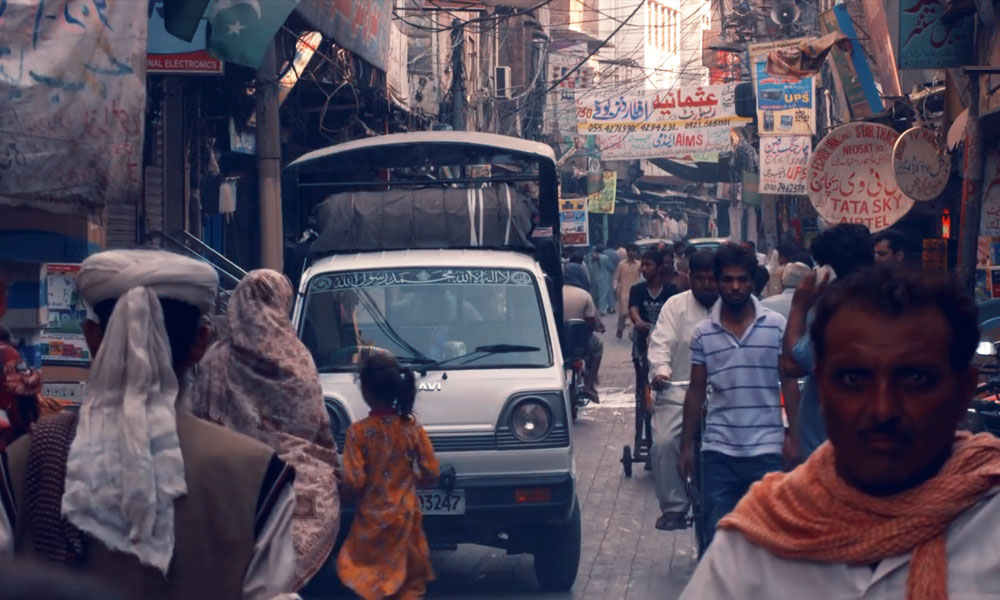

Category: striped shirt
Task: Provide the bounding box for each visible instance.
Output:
[690,296,786,457]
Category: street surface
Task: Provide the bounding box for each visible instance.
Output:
[424,314,697,599]
[309,315,697,598]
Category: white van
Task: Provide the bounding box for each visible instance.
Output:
[287,133,580,591]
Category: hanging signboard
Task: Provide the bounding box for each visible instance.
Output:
[295,0,392,72]
[595,122,737,161]
[748,39,816,136]
[40,264,90,366]
[807,123,914,232]
[760,136,812,196]
[979,148,1000,237]
[547,44,593,139]
[576,84,744,132]
[898,0,975,69]
[817,5,886,120]
[560,198,589,246]
[588,171,617,214]
[892,127,950,201]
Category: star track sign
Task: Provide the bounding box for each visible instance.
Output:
[147,1,224,75]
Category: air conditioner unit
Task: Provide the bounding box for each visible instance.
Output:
[495,66,511,98]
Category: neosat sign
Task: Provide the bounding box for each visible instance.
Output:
[807,123,914,232]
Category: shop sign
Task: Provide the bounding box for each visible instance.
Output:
[979,148,1000,237]
[817,5,884,119]
[748,39,816,136]
[760,136,811,196]
[807,123,914,232]
[147,1,223,75]
[892,127,949,201]
[560,198,589,246]
[588,171,617,214]
[595,121,738,162]
[576,84,743,132]
[898,0,975,69]
[296,0,391,72]
[40,264,90,366]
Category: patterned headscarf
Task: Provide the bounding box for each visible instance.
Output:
[189,269,340,589]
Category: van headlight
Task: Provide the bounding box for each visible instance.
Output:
[510,399,552,442]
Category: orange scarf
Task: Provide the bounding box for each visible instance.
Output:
[719,432,1000,600]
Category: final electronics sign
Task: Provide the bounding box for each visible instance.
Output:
[147,1,223,75]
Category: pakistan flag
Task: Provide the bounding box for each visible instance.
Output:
[207,0,300,68]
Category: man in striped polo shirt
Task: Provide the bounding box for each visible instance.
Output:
[679,243,801,548]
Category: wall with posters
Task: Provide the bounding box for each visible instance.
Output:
[748,39,816,136]
[40,264,90,366]
[0,0,147,216]
[560,198,589,247]
[760,136,811,195]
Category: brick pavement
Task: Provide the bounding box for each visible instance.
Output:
[424,315,697,598]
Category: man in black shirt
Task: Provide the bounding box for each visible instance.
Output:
[629,250,681,416]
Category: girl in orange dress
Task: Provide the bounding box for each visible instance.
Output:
[337,353,440,600]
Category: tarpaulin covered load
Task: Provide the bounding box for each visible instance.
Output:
[311,185,536,254]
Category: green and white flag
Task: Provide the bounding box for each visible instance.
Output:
[207,0,299,68]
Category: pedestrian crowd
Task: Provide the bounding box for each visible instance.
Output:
[0,250,438,600]
[0,221,996,599]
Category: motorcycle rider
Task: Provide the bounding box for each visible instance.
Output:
[563,263,605,402]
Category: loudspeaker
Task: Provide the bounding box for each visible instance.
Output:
[771,1,801,26]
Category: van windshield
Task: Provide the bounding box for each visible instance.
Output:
[300,267,552,372]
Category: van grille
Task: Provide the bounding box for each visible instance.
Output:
[427,425,570,452]
[496,424,570,449]
[429,433,497,452]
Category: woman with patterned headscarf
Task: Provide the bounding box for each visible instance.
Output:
[190,269,340,591]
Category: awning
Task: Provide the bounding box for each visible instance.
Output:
[648,158,732,183]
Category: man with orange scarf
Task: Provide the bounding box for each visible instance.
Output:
[680,266,1000,600]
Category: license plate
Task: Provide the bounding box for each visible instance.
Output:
[417,490,465,515]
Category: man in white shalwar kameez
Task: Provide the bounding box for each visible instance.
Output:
[647,251,717,531]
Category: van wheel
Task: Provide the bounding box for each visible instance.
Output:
[533,499,582,592]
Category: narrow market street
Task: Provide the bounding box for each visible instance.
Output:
[422,315,697,599]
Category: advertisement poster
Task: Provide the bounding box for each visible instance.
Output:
[979,148,1000,237]
[807,123,914,232]
[760,136,812,195]
[748,39,816,136]
[40,264,90,365]
[588,171,617,214]
[547,44,592,139]
[817,5,885,120]
[596,122,736,161]
[898,0,975,69]
[892,127,950,201]
[560,198,589,246]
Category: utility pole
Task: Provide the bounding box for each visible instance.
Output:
[958,66,1000,294]
[256,40,283,271]
[450,19,466,131]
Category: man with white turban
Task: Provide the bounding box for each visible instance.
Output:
[0,250,297,599]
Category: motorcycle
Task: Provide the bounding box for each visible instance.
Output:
[965,340,1000,435]
[564,319,596,421]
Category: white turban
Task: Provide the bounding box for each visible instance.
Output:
[63,250,218,573]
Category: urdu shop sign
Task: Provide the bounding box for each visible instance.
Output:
[807,123,914,232]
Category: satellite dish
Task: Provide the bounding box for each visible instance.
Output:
[771,1,801,26]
